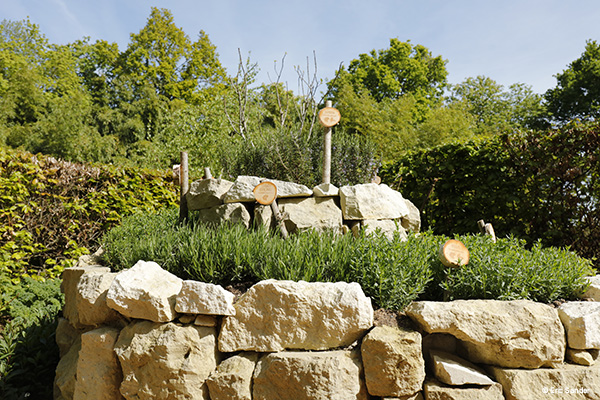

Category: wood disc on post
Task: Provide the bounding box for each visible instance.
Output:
[318,107,341,127]
[439,239,470,267]
[253,181,278,205]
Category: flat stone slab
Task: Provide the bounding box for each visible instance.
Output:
[223,175,312,203]
[218,279,374,352]
[405,300,565,368]
[430,350,494,386]
[558,301,600,349]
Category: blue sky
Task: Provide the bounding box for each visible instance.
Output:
[2,0,600,95]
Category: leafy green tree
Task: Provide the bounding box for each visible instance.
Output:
[449,76,544,135]
[545,39,600,123]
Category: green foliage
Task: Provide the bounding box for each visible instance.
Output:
[102,208,592,310]
[0,145,177,281]
[0,273,63,399]
[545,39,600,123]
[381,121,600,266]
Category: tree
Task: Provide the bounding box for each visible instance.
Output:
[545,40,600,123]
[449,76,544,135]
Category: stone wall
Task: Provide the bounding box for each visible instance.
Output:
[55,254,600,400]
[185,176,421,239]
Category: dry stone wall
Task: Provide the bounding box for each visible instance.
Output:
[54,253,600,400]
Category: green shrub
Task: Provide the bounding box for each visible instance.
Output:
[0,273,63,399]
[102,208,593,310]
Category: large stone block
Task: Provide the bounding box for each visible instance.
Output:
[206,352,258,400]
[114,321,220,400]
[489,362,600,400]
[218,280,373,352]
[198,203,251,228]
[54,336,81,400]
[353,219,408,241]
[405,300,565,368]
[361,326,425,397]
[61,264,111,328]
[106,260,183,322]
[339,183,409,220]
[76,271,122,326]
[252,350,368,400]
[73,327,123,400]
[186,178,234,210]
[424,379,504,400]
[175,280,235,316]
[558,301,600,349]
[223,175,312,203]
[401,198,421,233]
[279,197,343,233]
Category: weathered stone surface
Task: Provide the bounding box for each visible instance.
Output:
[558,301,600,349]
[383,394,423,400]
[252,350,368,400]
[583,275,600,301]
[55,317,83,357]
[73,327,123,400]
[195,315,218,327]
[405,300,565,368]
[339,183,409,220]
[223,175,312,203]
[354,219,408,241]
[106,260,183,322]
[400,198,421,233]
[424,379,504,400]
[218,279,373,352]
[186,178,234,210]
[279,197,343,233]
[175,280,235,316]
[313,182,339,197]
[566,348,596,366]
[76,272,122,326]
[489,362,600,400]
[61,264,111,328]
[206,352,258,400]
[115,321,219,400]
[54,336,81,400]
[430,350,494,386]
[199,203,251,228]
[361,326,425,397]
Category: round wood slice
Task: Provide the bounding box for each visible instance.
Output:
[439,239,470,267]
[318,107,341,127]
[253,181,278,205]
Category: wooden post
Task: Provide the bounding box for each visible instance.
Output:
[179,151,189,223]
[270,200,289,239]
[204,167,213,179]
[322,100,333,184]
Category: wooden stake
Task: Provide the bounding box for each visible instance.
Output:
[322,100,333,184]
[270,200,289,239]
[204,167,213,179]
[179,151,189,223]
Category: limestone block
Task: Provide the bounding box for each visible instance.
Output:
[566,348,596,366]
[54,336,81,400]
[206,352,258,400]
[76,271,122,326]
[278,196,343,233]
[429,350,494,386]
[186,178,234,210]
[489,362,600,400]
[61,264,111,328]
[56,317,83,357]
[195,315,218,327]
[252,350,368,400]
[405,300,565,368]
[199,203,251,228]
[583,275,600,301]
[558,301,600,349]
[114,321,220,400]
[400,198,421,233]
[73,327,123,400]
[106,260,183,322]
[313,182,339,197]
[423,379,504,400]
[175,280,235,316]
[361,326,425,397]
[356,219,408,241]
[254,204,275,229]
[339,183,409,220]
[218,279,373,352]
[223,175,312,203]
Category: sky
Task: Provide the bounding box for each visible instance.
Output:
[2,0,600,95]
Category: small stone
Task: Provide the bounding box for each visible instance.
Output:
[430,350,494,386]
[195,315,218,327]
[566,348,595,366]
[206,353,258,400]
[558,301,600,349]
[583,275,600,301]
[313,182,339,197]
